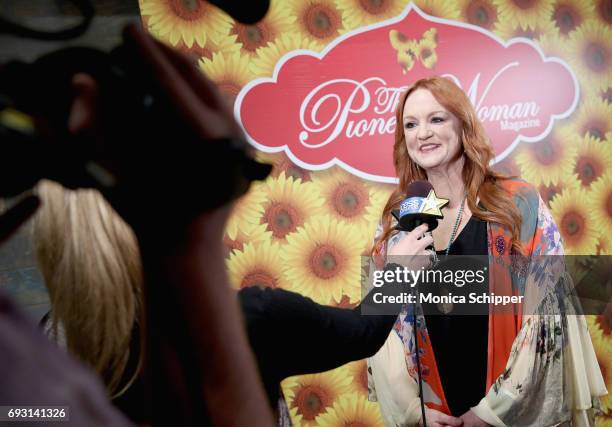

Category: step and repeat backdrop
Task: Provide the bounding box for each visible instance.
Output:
[139,1,611,425]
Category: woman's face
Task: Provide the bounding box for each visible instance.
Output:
[402,88,462,172]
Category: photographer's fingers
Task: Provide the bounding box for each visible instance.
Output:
[0,195,40,244]
[123,24,227,139]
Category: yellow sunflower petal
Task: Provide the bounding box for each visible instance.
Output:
[567,97,612,141]
[199,51,254,103]
[588,170,612,233]
[413,0,461,20]
[492,0,555,30]
[493,12,557,40]
[315,393,384,427]
[250,33,321,78]
[336,0,407,30]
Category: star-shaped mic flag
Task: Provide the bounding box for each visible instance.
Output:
[421,189,449,216]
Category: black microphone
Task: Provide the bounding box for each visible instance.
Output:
[392,180,448,232]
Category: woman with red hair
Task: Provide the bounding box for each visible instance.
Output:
[368,76,606,427]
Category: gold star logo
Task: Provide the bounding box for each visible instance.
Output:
[421,189,449,216]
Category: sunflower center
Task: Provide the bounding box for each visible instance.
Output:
[357,363,369,393]
[582,119,607,140]
[332,183,368,218]
[358,0,389,15]
[232,23,270,52]
[575,156,602,186]
[596,0,612,25]
[294,385,330,420]
[303,4,340,39]
[421,47,433,60]
[511,0,536,9]
[240,269,278,289]
[310,244,343,279]
[263,202,301,238]
[561,211,585,241]
[583,42,608,73]
[466,0,497,29]
[169,0,205,20]
[533,140,558,165]
[553,4,581,34]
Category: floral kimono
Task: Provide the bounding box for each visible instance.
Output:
[368,179,607,426]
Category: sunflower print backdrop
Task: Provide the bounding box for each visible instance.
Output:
[139,0,612,424]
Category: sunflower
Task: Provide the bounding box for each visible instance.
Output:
[198,51,254,103]
[549,0,594,37]
[344,360,369,395]
[259,173,325,242]
[315,393,385,427]
[311,168,385,238]
[223,221,271,253]
[588,170,612,233]
[567,20,612,92]
[282,216,366,304]
[174,32,240,59]
[228,1,295,57]
[493,14,557,40]
[286,0,344,49]
[568,98,612,141]
[226,240,287,290]
[225,182,267,241]
[514,127,579,186]
[492,0,554,30]
[335,0,407,30]
[550,187,599,254]
[139,0,232,48]
[413,0,461,20]
[457,0,499,30]
[592,332,612,411]
[250,33,321,78]
[282,370,353,427]
[593,0,612,26]
[565,135,612,188]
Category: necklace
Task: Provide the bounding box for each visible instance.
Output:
[444,193,467,256]
[437,193,467,315]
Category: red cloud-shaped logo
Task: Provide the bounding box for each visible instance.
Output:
[235,4,578,183]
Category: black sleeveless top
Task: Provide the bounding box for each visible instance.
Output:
[425,216,489,416]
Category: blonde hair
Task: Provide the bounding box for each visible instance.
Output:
[33,180,143,397]
[374,76,522,256]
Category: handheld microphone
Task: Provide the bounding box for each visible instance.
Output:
[392,180,449,232]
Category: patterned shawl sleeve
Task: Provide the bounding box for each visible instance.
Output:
[472,187,607,427]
